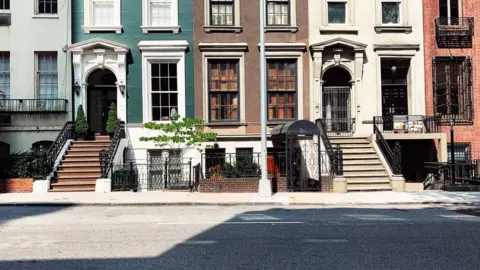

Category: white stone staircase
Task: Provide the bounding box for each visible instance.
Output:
[329,137,392,192]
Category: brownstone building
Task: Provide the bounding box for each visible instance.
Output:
[194,0,309,154]
[424,0,479,160]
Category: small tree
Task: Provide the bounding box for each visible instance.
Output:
[106,103,118,135]
[75,105,89,136]
[139,115,217,155]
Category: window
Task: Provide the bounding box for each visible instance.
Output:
[83,0,121,33]
[205,148,226,178]
[36,52,58,99]
[142,0,179,33]
[327,0,347,24]
[208,60,239,122]
[210,0,234,26]
[0,0,9,10]
[32,141,53,152]
[266,0,290,26]
[37,0,58,14]
[381,0,401,24]
[150,63,178,121]
[433,57,472,121]
[447,143,471,163]
[236,148,254,164]
[439,0,459,18]
[149,149,182,164]
[267,60,296,121]
[0,53,9,98]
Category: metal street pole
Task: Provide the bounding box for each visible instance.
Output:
[258,0,272,197]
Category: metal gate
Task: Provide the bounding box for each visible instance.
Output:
[286,135,320,191]
[322,86,352,133]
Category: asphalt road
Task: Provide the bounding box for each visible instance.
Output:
[0,205,479,270]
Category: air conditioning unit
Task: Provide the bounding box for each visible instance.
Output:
[0,114,11,126]
[0,13,11,26]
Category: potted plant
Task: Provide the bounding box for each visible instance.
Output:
[105,103,118,138]
[75,105,88,140]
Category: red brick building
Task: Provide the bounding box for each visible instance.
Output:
[424,0,479,160]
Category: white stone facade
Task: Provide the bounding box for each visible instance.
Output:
[0,0,72,153]
[309,0,426,135]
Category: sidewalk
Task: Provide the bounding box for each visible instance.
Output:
[1,191,480,206]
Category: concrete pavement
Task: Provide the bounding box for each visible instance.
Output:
[0,205,479,269]
[1,190,480,206]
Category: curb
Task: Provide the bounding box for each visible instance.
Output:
[1,201,480,207]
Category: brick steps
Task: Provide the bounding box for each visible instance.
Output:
[49,136,111,192]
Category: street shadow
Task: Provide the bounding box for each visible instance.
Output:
[0,206,480,269]
[0,205,71,226]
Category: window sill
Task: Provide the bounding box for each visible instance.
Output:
[265,26,298,33]
[205,122,247,127]
[267,121,292,126]
[375,25,412,34]
[141,25,181,34]
[203,25,243,33]
[32,14,59,19]
[319,26,358,34]
[83,25,123,34]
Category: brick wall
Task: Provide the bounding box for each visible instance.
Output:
[0,178,34,193]
[423,0,480,155]
[199,177,288,193]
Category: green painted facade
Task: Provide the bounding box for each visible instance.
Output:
[71,0,194,123]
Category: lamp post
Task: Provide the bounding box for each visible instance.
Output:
[258,0,272,197]
[449,119,455,184]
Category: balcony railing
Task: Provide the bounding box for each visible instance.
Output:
[373,116,440,134]
[0,99,68,113]
[435,17,474,37]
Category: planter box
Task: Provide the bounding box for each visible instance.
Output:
[0,178,34,193]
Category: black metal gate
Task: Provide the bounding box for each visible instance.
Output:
[322,86,352,133]
[286,135,320,191]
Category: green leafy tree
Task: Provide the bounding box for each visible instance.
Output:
[75,105,89,135]
[139,115,217,154]
[106,103,118,135]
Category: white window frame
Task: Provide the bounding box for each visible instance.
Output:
[202,52,246,123]
[35,52,58,100]
[326,0,348,26]
[139,41,187,123]
[149,62,180,122]
[141,0,180,33]
[0,52,10,99]
[204,0,242,32]
[83,0,122,34]
[380,0,402,25]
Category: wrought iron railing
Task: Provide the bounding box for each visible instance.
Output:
[317,119,344,176]
[45,121,75,173]
[435,17,474,37]
[318,118,355,137]
[373,115,440,133]
[0,99,68,113]
[99,120,125,178]
[424,161,480,190]
[373,123,401,175]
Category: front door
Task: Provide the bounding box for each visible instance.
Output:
[381,85,408,131]
[88,87,117,135]
[322,86,351,133]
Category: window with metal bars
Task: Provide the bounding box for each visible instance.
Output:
[150,63,178,121]
[267,59,296,121]
[210,0,234,26]
[36,52,58,99]
[266,0,290,26]
[235,148,254,165]
[37,0,58,14]
[0,52,9,98]
[208,60,239,122]
[432,57,472,122]
[0,0,10,10]
[447,143,471,163]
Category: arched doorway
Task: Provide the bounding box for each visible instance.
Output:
[87,69,117,135]
[322,67,352,134]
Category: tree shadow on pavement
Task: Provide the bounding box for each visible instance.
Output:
[0,206,480,270]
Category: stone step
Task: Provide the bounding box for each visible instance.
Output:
[95,136,110,141]
[346,178,391,184]
[64,152,100,157]
[343,160,383,165]
[59,167,101,172]
[68,148,105,153]
[343,165,386,171]
[73,140,111,146]
[52,180,97,186]
[62,157,100,163]
[50,186,96,192]
[344,172,389,178]
[329,138,370,144]
[70,144,110,149]
[57,171,101,178]
[341,148,376,154]
[335,144,372,149]
[56,175,100,181]
[347,184,392,192]
[60,162,101,167]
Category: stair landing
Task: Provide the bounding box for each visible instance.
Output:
[50,136,111,192]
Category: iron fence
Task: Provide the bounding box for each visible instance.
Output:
[0,99,68,113]
[318,118,355,137]
[425,161,480,190]
[373,115,440,133]
[111,159,194,191]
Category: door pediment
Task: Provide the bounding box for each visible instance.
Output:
[68,38,130,53]
[310,38,367,52]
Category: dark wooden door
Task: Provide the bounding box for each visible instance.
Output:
[382,85,408,116]
[88,87,117,135]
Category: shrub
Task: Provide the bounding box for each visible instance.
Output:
[106,103,118,135]
[75,105,88,135]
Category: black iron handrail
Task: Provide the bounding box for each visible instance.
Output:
[373,122,401,174]
[100,120,125,178]
[373,115,440,133]
[45,121,75,172]
[435,17,474,37]
[0,99,68,113]
[317,119,343,176]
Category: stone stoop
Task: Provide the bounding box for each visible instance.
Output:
[49,136,111,192]
[329,137,392,192]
